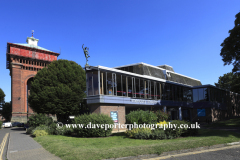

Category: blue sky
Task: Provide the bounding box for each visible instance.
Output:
[0,0,240,102]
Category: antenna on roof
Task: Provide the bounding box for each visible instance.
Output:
[32,30,34,37]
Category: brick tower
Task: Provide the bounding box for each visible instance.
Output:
[6,36,60,122]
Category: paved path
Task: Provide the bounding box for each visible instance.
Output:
[7,128,61,160]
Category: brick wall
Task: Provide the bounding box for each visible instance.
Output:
[89,104,126,132]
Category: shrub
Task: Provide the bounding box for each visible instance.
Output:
[0,121,2,129]
[155,110,169,122]
[32,130,48,137]
[47,122,57,135]
[32,125,49,134]
[26,127,35,134]
[164,120,189,138]
[55,125,73,135]
[151,129,167,140]
[73,113,114,137]
[134,128,152,139]
[126,128,155,139]
[28,114,53,128]
[126,110,157,125]
[126,128,141,138]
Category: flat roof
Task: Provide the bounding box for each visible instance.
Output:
[87,65,194,87]
[113,62,200,81]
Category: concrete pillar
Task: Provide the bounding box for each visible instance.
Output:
[179,107,182,120]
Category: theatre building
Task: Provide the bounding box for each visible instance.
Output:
[86,63,240,130]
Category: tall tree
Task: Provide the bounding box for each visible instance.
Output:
[2,102,12,121]
[28,60,86,122]
[220,12,240,72]
[0,88,5,108]
[215,72,240,93]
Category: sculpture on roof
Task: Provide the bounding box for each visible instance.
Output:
[82,44,90,66]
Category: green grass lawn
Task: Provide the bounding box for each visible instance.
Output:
[206,118,240,128]
[35,129,240,160]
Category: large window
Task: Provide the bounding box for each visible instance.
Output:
[87,71,99,96]
[122,75,127,96]
[193,89,198,102]
[156,83,161,100]
[151,81,154,99]
[135,78,140,98]
[87,72,93,96]
[116,74,122,96]
[106,72,113,95]
[96,71,195,102]
[127,77,132,97]
[139,79,144,99]
[193,88,209,102]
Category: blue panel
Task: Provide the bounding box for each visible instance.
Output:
[197,109,206,117]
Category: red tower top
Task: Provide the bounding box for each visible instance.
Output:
[6,36,59,69]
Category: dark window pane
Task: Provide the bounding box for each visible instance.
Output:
[165,84,170,100]
[144,80,148,99]
[100,72,104,95]
[107,72,113,95]
[128,77,132,97]
[112,74,117,96]
[116,74,122,96]
[103,72,107,95]
[161,83,166,100]
[122,75,127,96]
[132,78,136,98]
[198,88,204,101]
[187,89,192,102]
[139,79,144,99]
[193,89,198,102]
[183,87,187,101]
[175,86,179,101]
[87,72,93,96]
[157,83,161,100]
[136,79,140,98]
[179,86,183,101]
[92,71,99,95]
[151,81,154,99]
[204,88,208,101]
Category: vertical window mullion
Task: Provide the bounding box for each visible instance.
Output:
[126,77,128,97]
[98,70,100,95]
[92,72,94,95]
[105,72,107,95]
[121,75,123,96]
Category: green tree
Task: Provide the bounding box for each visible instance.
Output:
[0,88,5,108]
[220,12,240,72]
[215,72,240,93]
[2,102,12,121]
[28,59,86,122]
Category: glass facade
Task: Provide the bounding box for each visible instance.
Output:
[88,70,193,102]
[87,70,236,105]
[192,88,209,102]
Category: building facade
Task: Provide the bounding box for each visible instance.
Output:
[86,63,240,131]
[6,36,59,122]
